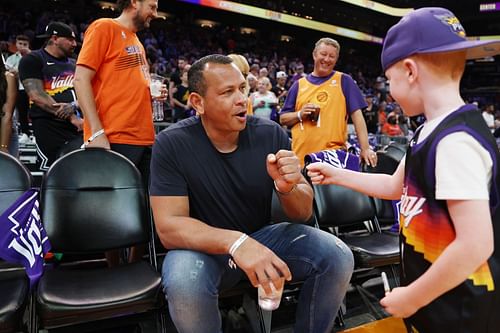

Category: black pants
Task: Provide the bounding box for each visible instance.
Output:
[110,143,152,190]
[32,117,81,171]
[16,90,31,134]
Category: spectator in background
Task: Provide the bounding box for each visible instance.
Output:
[288,62,306,87]
[5,35,31,141]
[247,72,258,94]
[362,92,378,134]
[272,70,288,111]
[249,63,259,78]
[169,56,189,109]
[74,0,165,265]
[19,22,82,170]
[482,104,496,134]
[258,67,268,79]
[280,37,377,167]
[250,76,278,121]
[381,113,403,137]
[0,54,17,155]
[171,69,190,122]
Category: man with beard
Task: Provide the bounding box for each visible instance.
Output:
[19,22,82,170]
[74,0,165,265]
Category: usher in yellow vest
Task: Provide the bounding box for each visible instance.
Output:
[292,71,347,165]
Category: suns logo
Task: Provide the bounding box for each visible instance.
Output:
[435,14,466,38]
[316,91,329,103]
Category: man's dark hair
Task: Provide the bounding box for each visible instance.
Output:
[116,0,142,12]
[16,35,30,42]
[188,54,233,96]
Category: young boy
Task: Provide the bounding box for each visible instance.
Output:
[307,7,500,333]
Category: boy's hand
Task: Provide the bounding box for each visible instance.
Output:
[380,286,422,318]
[306,162,341,185]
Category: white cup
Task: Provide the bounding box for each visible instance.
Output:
[257,277,284,311]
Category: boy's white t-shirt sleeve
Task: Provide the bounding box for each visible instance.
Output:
[435,132,492,200]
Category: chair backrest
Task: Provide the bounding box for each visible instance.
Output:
[0,151,32,213]
[366,142,407,175]
[40,148,150,253]
[313,184,376,228]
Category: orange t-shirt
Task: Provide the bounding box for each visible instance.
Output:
[77,18,154,145]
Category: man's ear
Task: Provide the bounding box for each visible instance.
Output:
[189,92,204,115]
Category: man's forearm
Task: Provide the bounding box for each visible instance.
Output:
[275,179,314,222]
[23,78,72,119]
[280,111,301,127]
[156,215,242,254]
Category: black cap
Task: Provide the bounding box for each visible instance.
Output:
[37,22,76,39]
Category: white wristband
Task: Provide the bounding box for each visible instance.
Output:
[229,234,249,257]
[297,110,302,122]
[82,129,105,148]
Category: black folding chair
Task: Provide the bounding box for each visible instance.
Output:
[313,183,400,319]
[35,148,163,332]
[0,151,32,333]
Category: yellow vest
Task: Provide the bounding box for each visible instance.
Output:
[292,71,347,165]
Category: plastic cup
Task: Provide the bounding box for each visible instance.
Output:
[310,105,320,122]
[150,74,165,121]
[150,74,164,98]
[257,277,284,311]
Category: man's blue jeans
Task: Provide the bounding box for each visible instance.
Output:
[162,222,354,333]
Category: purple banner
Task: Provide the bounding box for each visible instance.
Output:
[0,189,51,287]
[304,149,360,171]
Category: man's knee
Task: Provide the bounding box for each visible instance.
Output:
[161,250,219,301]
[314,231,354,276]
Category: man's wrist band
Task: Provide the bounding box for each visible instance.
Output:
[229,234,249,257]
[84,129,105,146]
[274,180,297,195]
[297,110,302,122]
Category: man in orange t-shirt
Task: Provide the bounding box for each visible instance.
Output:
[74,0,164,265]
[74,0,164,186]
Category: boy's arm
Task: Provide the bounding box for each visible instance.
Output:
[381,199,493,317]
[306,159,405,200]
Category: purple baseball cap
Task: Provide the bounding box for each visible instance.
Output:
[381,7,500,71]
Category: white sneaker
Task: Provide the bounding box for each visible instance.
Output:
[19,133,30,144]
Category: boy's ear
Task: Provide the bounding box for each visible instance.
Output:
[189,92,204,115]
[403,58,418,83]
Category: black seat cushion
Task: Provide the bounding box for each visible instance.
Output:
[37,261,161,328]
[0,271,29,333]
[343,233,400,268]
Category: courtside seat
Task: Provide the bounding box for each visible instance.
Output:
[36,148,162,331]
[313,184,399,273]
[0,271,29,333]
[0,151,32,333]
